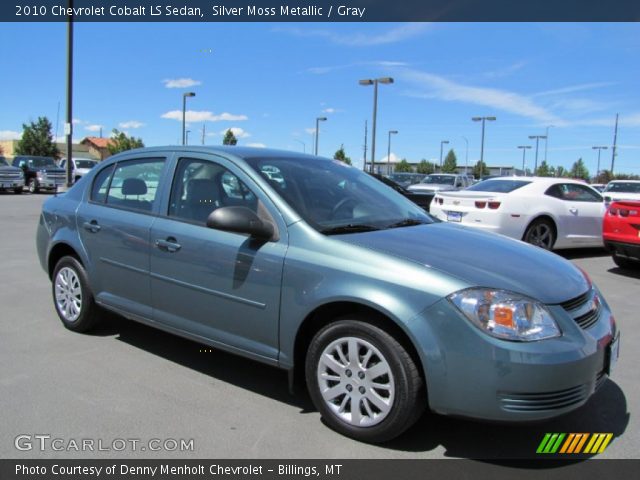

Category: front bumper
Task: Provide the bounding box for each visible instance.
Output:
[0,180,24,189]
[410,291,618,421]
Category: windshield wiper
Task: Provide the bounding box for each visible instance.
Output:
[321,224,381,235]
[384,218,428,229]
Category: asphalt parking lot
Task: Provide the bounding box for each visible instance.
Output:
[0,192,637,460]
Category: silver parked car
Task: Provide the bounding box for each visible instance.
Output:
[407,173,471,193]
[36,147,620,442]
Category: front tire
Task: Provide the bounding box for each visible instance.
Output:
[306,318,424,443]
[523,218,556,250]
[52,256,102,332]
[612,253,639,270]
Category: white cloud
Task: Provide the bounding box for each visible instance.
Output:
[399,68,565,125]
[482,61,527,79]
[119,120,145,129]
[322,108,336,114]
[161,110,248,122]
[162,78,202,88]
[307,60,409,75]
[380,153,401,163]
[0,130,21,140]
[276,23,431,47]
[72,118,82,125]
[305,128,316,135]
[573,113,640,128]
[220,127,250,138]
[246,143,266,148]
[84,124,103,132]
[533,82,616,97]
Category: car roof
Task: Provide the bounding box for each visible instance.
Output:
[108,145,322,163]
[483,176,588,185]
[608,179,640,183]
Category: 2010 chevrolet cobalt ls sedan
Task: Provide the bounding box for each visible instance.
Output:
[37,147,620,442]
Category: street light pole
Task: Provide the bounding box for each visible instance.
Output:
[314,117,327,156]
[387,130,398,175]
[359,77,394,173]
[182,92,195,145]
[461,136,469,174]
[439,140,449,171]
[185,130,191,145]
[592,146,608,179]
[529,135,547,173]
[65,1,74,188]
[544,125,554,163]
[293,139,306,153]
[472,116,496,170]
[518,145,532,174]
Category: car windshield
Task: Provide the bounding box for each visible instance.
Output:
[421,175,455,185]
[75,160,97,169]
[604,182,640,193]
[16,156,57,168]
[467,179,531,193]
[245,157,433,234]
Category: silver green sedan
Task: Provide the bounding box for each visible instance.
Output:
[36,147,620,443]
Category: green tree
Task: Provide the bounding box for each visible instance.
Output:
[333,144,352,165]
[394,159,412,172]
[14,117,59,157]
[595,170,614,184]
[472,160,489,178]
[535,160,552,177]
[441,149,458,173]
[555,166,566,178]
[570,158,590,181]
[416,159,435,174]
[223,129,238,145]
[107,129,144,155]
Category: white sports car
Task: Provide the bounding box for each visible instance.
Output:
[430,177,605,250]
[602,180,640,203]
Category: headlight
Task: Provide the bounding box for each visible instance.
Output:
[36,171,44,179]
[448,288,561,341]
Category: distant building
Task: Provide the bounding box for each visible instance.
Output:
[365,157,524,177]
[0,139,100,160]
[80,137,115,160]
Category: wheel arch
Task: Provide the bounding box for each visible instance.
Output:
[48,242,83,279]
[522,214,558,244]
[290,301,426,396]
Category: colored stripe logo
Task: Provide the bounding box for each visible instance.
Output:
[537,433,613,454]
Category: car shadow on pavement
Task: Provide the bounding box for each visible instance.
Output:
[384,379,629,460]
[92,314,315,412]
[558,248,609,260]
[608,266,640,280]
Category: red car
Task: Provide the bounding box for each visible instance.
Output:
[603,200,640,269]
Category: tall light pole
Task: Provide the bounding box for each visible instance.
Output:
[517,145,532,174]
[472,116,496,170]
[529,135,547,174]
[185,130,191,145]
[592,146,608,179]
[65,1,74,188]
[439,140,449,170]
[314,117,327,156]
[182,92,195,145]
[461,136,469,174]
[293,139,306,153]
[387,130,398,175]
[611,113,619,174]
[359,77,394,173]
[544,125,554,163]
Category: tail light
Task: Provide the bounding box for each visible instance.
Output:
[609,207,618,215]
[475,201,486,209]
[488,201,501,210]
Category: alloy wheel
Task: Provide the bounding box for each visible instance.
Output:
[54,267,83,322]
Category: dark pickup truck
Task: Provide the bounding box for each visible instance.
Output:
[13,155,66,193]
[369,173,434,212]
[0,156,25,194]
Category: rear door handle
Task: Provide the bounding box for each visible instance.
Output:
[155,237,181,253]
[83,220,101,233]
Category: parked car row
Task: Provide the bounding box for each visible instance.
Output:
[0,155,98,194]
[37,146,620,443]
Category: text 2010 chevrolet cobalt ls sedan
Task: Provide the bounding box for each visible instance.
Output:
[37,147,620,442]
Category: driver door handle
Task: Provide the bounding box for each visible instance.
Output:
[155,237,181,253]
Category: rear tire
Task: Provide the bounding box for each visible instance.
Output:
[305,318,425,443]
[612,253,639,270]
[52,256,102,332]
[523,218,556,250]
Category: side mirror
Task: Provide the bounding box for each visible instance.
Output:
[206,206,274,240]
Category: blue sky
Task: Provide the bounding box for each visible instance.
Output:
[1,22,639,174]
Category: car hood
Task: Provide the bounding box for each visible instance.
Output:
[336,223,589,305]
[0,165,21,172]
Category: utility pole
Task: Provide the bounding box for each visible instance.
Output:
[65,1,74,188]
[611,113,619,174]
[201,123,205,145]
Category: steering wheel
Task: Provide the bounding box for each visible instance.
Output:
[332,197,357,219]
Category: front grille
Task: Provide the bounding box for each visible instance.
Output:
[559,288,601,330]
[499,383,590,412]
[0,172,21,180]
